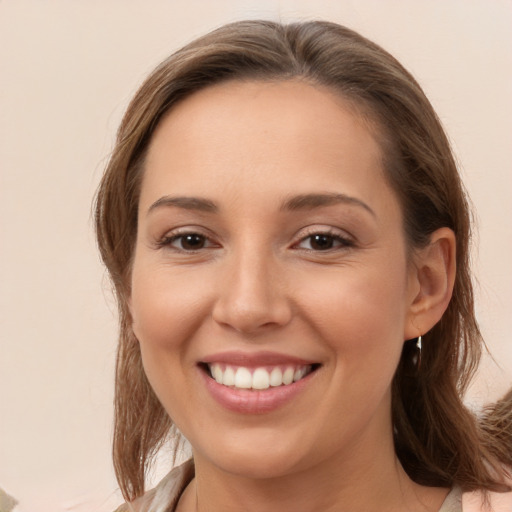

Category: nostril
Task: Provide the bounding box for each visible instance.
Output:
[212,301,293,334]
[211,267,292,334]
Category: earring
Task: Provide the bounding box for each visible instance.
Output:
[411,335,422,369]
[402,335,423,377]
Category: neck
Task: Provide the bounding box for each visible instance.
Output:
[178,426,448,512]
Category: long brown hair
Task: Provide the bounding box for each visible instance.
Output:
[95,20,512,501]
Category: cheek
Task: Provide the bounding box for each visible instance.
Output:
[130,263,210,350]
[300,268,407,431]
[129,263,214,412]
[294,260,408,376]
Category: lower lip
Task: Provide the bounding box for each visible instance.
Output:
[200,368,316,414]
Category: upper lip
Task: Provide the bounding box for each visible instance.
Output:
[200,350,318,367]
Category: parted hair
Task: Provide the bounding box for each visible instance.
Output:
[94,20,512,501]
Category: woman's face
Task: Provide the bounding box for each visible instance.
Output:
[130,80,420,478]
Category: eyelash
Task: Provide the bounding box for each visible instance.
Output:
[157,228,354,253]
[293,229,354,252]
[157,231,215,252]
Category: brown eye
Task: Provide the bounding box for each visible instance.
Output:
[296,232,353,251]
[167,233,208,251]
[179,234,206,250]
[309,234,336,250]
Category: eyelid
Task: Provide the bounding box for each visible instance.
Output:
[291,226,355,250]
[156,226,220,250]
[153,224,354,252]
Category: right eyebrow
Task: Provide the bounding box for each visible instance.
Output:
[147,195,218,215]
[280,192,376,217]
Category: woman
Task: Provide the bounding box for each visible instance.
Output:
[95,20,512,511]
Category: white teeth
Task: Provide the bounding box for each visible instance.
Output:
[269,367,283,387]
[252,368,270,390]
[208,364,313,390]
[212,364,223,384]
[222,366,235,386]
[234,367,252,389]
[293,367,306,382]
[282,367,294,385]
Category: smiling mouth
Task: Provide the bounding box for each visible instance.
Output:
[201,363,320,391]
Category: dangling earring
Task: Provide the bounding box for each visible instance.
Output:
[411,335,422,369]
[401,336,423,377]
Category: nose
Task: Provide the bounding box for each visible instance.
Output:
[212,247,292,335]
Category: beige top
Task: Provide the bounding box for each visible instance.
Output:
[115,460,512,512]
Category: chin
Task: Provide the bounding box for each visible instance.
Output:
[214,452,303,481]
[194,428,309,480]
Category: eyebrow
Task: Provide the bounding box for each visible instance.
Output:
[146,192,375,217]
[147,195,218,214]
[280,193,375,217]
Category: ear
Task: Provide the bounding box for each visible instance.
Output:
[404,227,456,339]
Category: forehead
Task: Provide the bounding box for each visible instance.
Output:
[140,79,394,215]
[149,79,381,155]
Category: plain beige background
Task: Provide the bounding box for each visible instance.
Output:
[1,1,511,511]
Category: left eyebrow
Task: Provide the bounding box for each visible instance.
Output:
[280,193,376,217]
[147,195,218,215]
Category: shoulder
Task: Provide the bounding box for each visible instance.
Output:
[439,488,462,512]
[113,460,195,512]
[463,489,512,512]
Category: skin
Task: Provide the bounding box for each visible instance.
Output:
[130,80,456,511]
